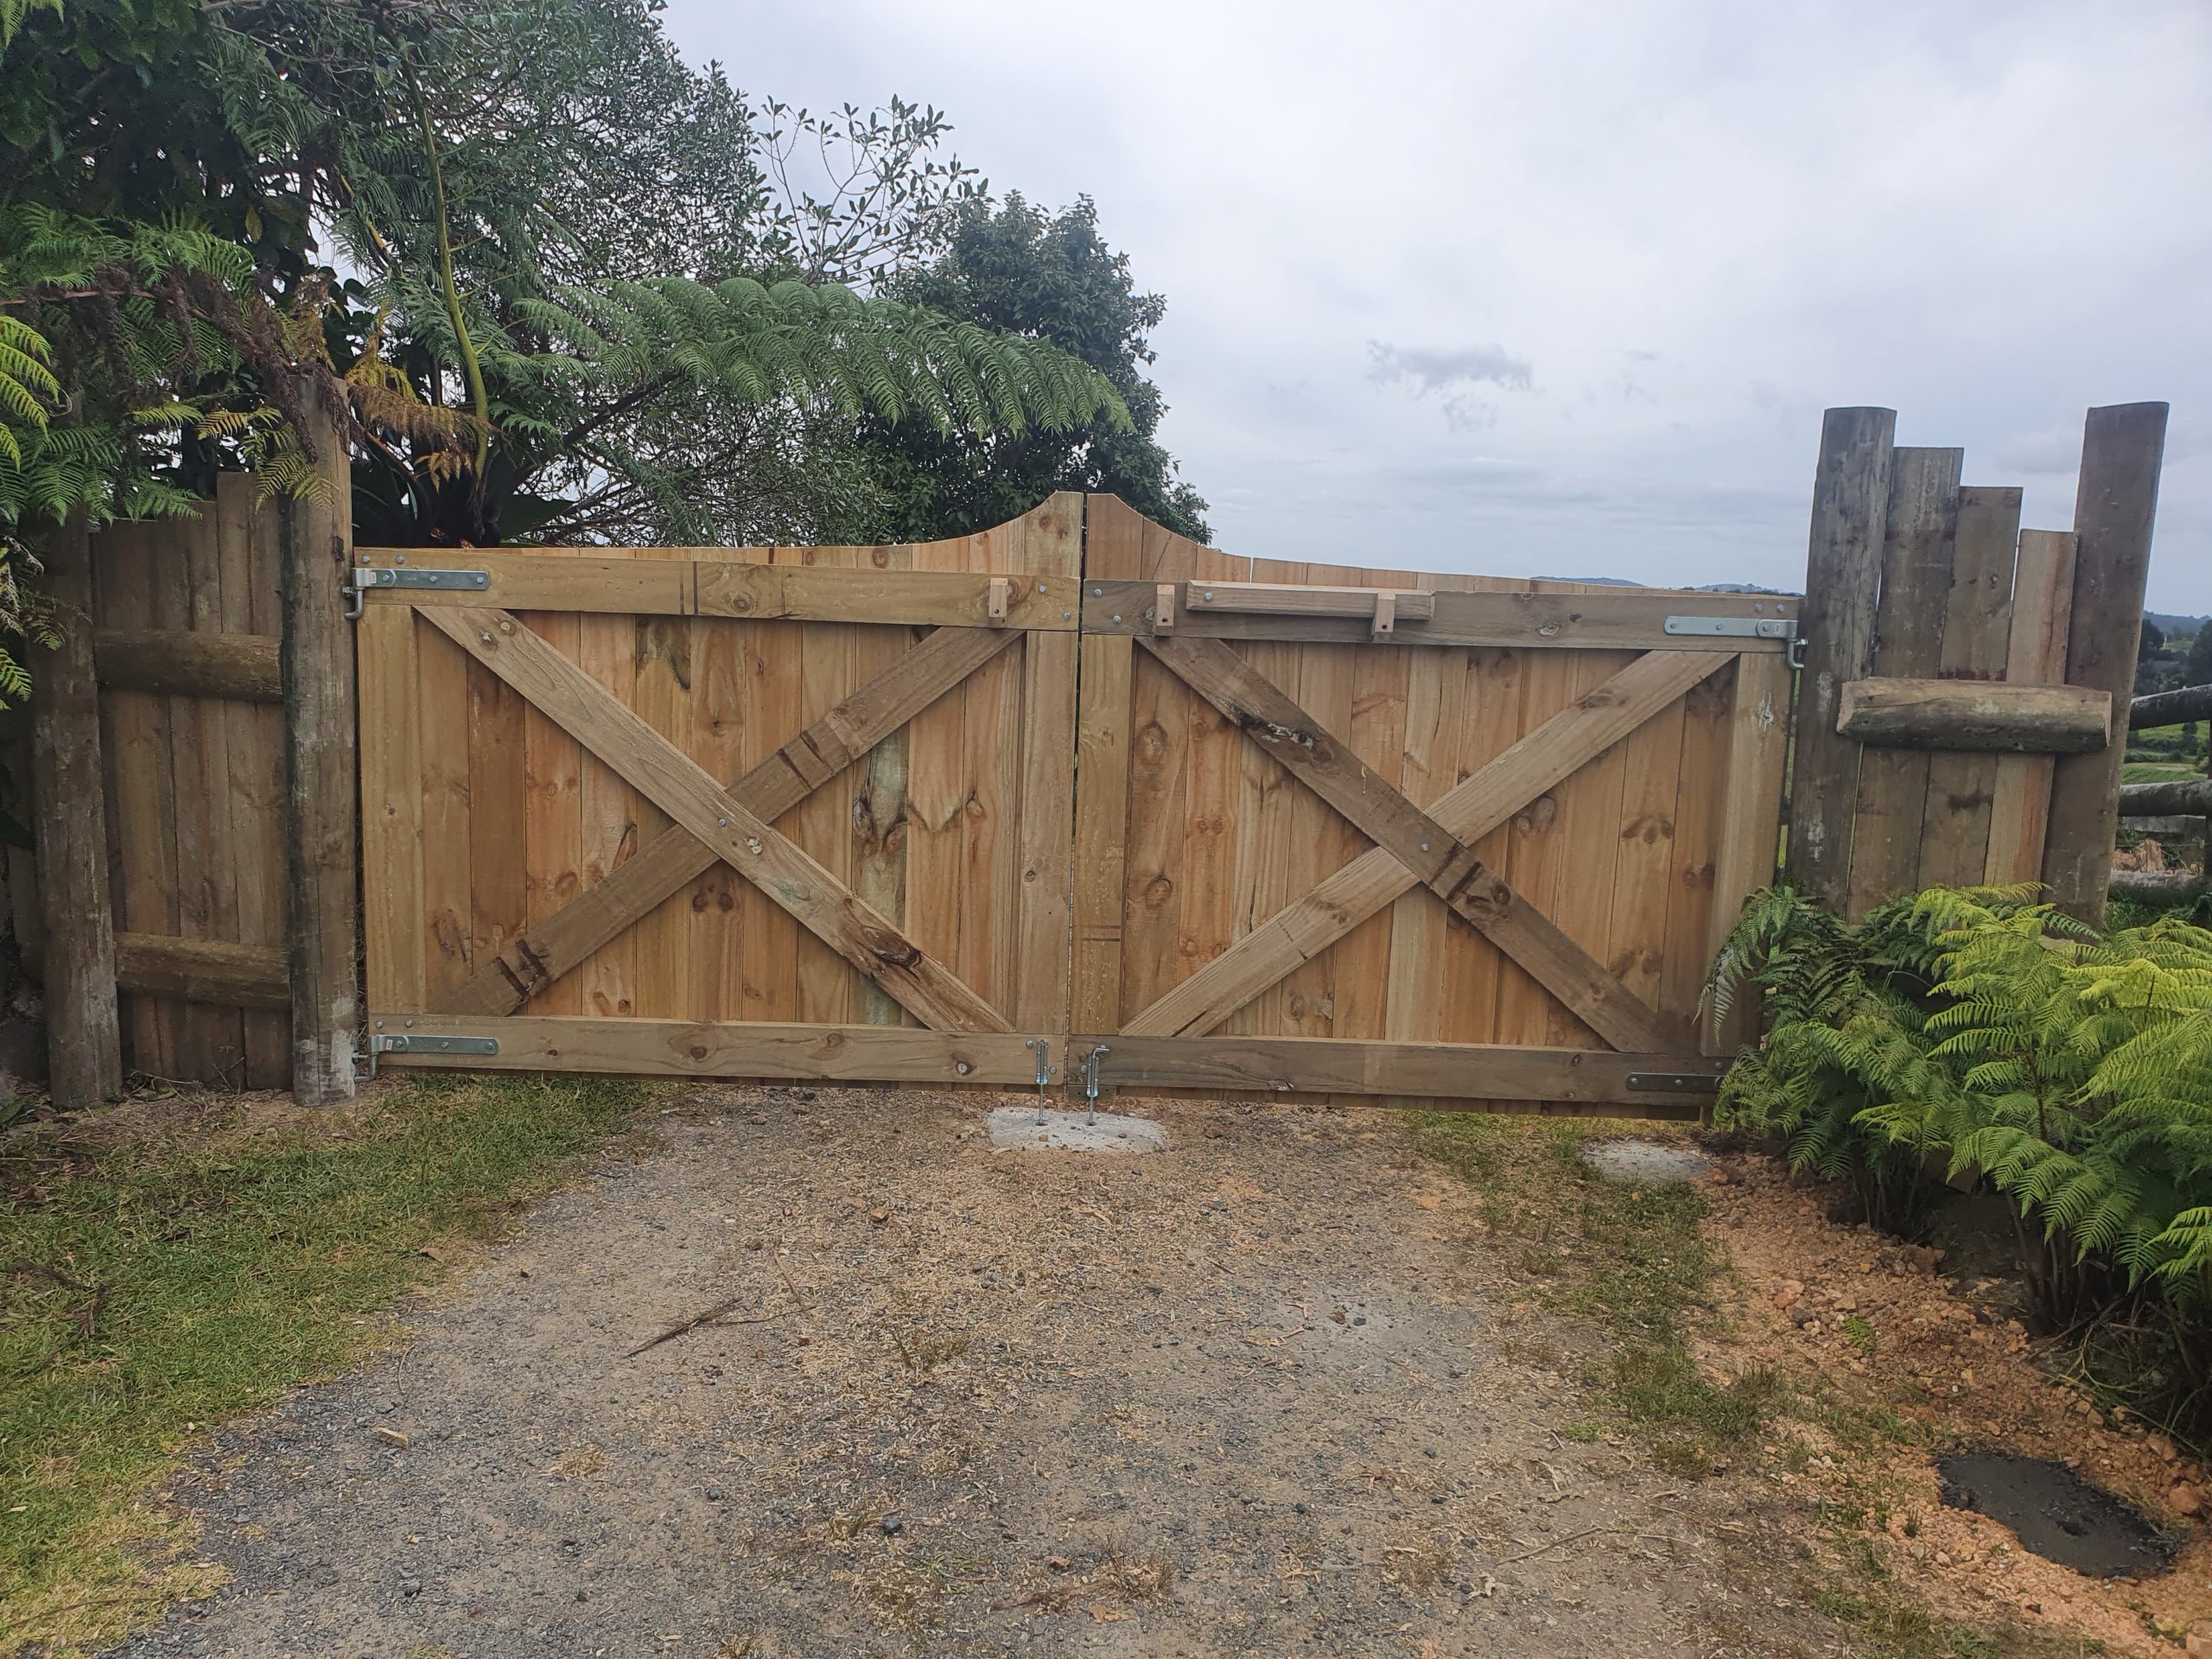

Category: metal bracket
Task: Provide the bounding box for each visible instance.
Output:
[1080,1043,1110,1127]
[1663,613,1797,643]
[361,1030,499,1080]
[346,564,490,619]
[1624,1071,1725,1094]
[1024,1037,1056,1126]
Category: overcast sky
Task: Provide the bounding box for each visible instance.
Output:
[671,0,2212,613]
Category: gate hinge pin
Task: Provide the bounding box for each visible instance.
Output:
[1025,1037,1054,1126]
[1081,1043,1109,1127]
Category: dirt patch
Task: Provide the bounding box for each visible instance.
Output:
[1698,1152,2212,1652]
[109,1089,1842,1659]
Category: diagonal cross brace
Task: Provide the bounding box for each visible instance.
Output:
[418,607,1011,1034]
[1140,635,1682,1053]
[432,625,1020,1016]
[1125,644,1736,1040]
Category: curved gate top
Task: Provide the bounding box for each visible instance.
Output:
[356,491,1791,1118]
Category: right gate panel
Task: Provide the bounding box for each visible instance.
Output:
[1070,494,1793,1116]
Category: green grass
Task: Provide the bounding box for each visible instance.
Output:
[1410,1114,1779,1468]
[2118,760,2202,784]
[1409,1112,2079,1659]
[1,1071,655,1654]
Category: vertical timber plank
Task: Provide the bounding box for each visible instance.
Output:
[1014,627,1080,1031]
[575,608,638,1018]
[358,602,425,1013]
[467,658,530,1007]
[418,622,476,1005]
[850,547,912,1027]
[2044,404,2168,922]
[1605,688,1688,1015]
[97,520,180,1077]
[1845,446,1962,918]
[178,502,245,1083]
[30,512,124,1106]
[279,378,360,1104]
[1071,631,1134,1031]
[1984,531,2079,885]
[524,613,586,1016]
[1786,407,1896,911]
[219,477,289,1086]
[1659,666,1732,1034]
[1447,639,1523,1046]
[1916,486,2021,889]
[151,512,215,1081]
[1333,566,1417,1048]
[1494,635,1580,1045]
[791,575,859,1026]
[1707,652,1794,1051]
[628,584,691,1022]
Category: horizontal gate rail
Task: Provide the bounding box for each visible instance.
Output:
[1076,1036,1726,1116]
[1081,579,1796,651]
[354,549,1079,628]
[369,1015,1043,1084]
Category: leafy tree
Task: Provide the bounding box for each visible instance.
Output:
[857,194,1210,543]
[1,0,1129,569]
[2183,623,2212,690]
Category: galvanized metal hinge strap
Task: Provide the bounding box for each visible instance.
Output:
[1663,613,1804,670]
[360,1030,499,1078]
[1624,1071,1725,1094]
[1662,613,1797,641]
[345,564,490,619]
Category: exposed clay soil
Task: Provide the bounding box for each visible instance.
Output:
[109,1089,1845,1659]
[1700,1156,2212,1653]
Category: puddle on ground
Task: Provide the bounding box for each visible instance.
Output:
[1580,1138,1711,1186]
[1936,1451,2178,1579]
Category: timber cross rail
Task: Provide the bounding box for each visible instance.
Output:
[349,493,1793,1120]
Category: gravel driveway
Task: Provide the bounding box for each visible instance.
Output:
[109,1086,1807,1658]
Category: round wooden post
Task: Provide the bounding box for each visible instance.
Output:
[29,510,125,1106]
[2043,403,2168,924]
[1784,407,1895,912]
[278,377,361,1104]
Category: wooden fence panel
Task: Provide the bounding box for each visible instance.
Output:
[91,477,290,1089]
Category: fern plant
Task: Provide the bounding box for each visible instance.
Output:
[1711,885,2212,1419]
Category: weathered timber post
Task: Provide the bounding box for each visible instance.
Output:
[2043,403,2167,923]
[278,377,360,1105]
[29,510,124,1106]
[1784,406,1895,910]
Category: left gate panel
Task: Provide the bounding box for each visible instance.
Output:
[353,500,1084,1075]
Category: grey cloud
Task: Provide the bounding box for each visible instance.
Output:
[1366,342,1535,396]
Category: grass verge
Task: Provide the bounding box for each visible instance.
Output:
[1410,1111,2083,1659]
[1,1071,656,1654]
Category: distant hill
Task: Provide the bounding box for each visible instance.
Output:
[2147,612,2207,636]
[1537,575,1791,594]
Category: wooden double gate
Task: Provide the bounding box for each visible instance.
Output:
[357,494,1792,1117]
